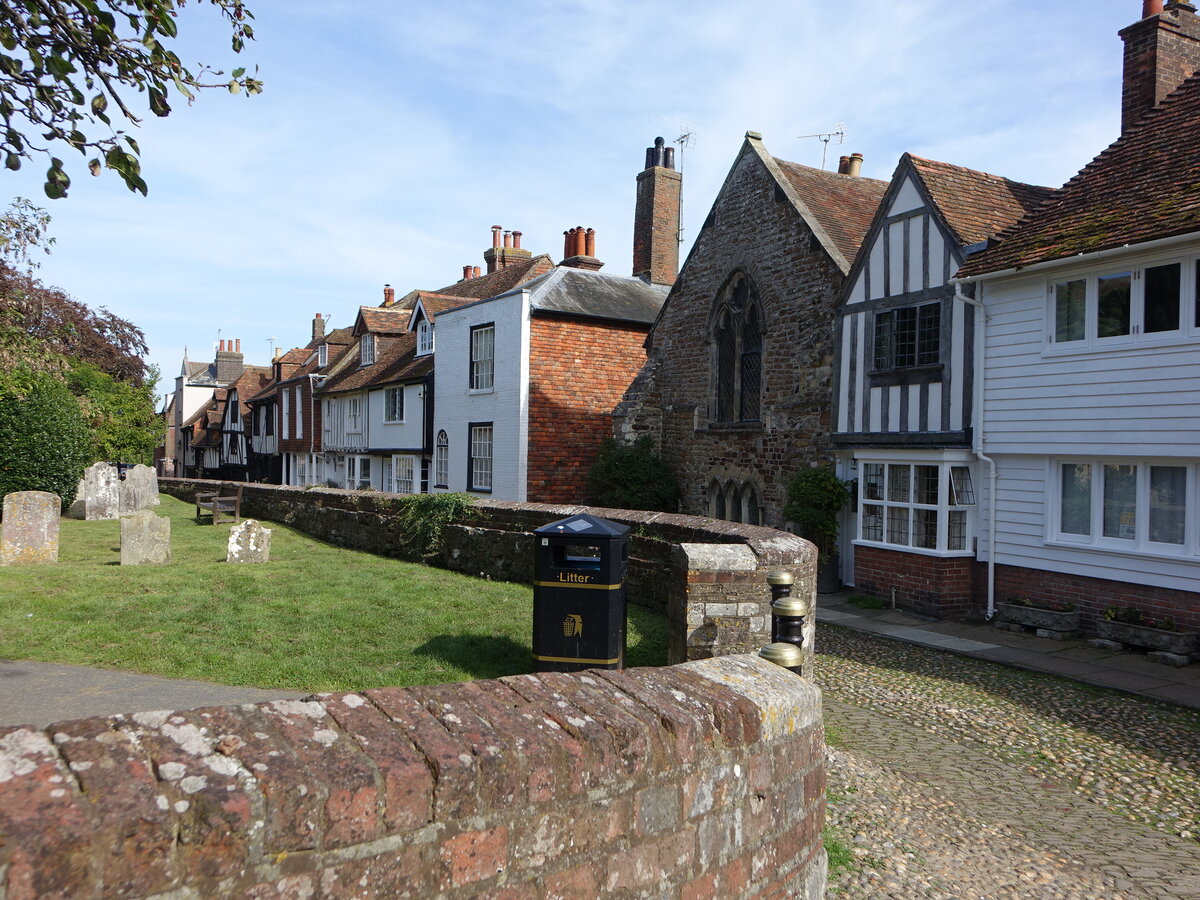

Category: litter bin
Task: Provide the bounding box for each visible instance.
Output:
[533,513,630,672]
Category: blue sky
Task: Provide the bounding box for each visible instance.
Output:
[3,1,1144,400]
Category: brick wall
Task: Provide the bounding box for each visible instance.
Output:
[995,563,1200,634]
[159,478,819,673]
[0,656,827,899]
[1120,4,1200,132]
[853,544,980,618]
[526,315,650,505]
[633,164,682,286]
[615,144,845,528]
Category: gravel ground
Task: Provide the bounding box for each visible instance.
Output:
[814,624,1200,899]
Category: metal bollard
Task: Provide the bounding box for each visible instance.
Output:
[758,641,804,675]
[767,570,810,650]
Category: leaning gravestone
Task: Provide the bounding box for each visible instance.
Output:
[68,462,119,520]
[227,519,271,563]
[1,491,61,566]
[118,464,160,515]
[120,509,170,566]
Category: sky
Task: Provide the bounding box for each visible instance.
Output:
[1,0,1147,402]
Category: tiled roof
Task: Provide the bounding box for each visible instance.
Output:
[432,254,556,299]
[357,306,411,335]
[277,348,309,365]
[413,293,470,321]
[318,332,431,394]
[229,366,273,417]
[908,155,1055,247]
[773,158,888,264]
[959,74,1200,277]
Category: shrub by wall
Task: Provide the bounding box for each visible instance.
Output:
[0,656,827,899]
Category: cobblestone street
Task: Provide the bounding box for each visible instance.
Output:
[818,625,1200,899]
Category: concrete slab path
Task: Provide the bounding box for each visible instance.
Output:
[817,591,1200,711]
[0,658,302,727]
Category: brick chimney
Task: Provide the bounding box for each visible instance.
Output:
[382,284,395,307]
[483,225,532,274]
[1120,1,1200,132]
[312,312,325,343]
[632,136,681,286]
[560,226,604,271]
[215,337,244,384]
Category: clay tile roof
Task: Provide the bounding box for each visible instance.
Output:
[772,158,888,264]
[358,306,411,335]
[959,74,1200,277]
[229,366,273,416]
[277,348,309,365]
[908,155,1055,247]
[413,293,470,320]
[432,254,556,299]
[318,332,431,394]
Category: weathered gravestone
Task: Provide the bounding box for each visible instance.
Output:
[227,519,271,563]
[1,491,60,566]
[120,509,170,566]
[68,462,119,520]
[118,464,160,515]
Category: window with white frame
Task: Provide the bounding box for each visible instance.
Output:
[347,455,372,490]
[1049,259,1191,348]
[470,324,495,391]
[282,389,291,439]
[383,386,404,423]
[417,320,434,356]
[468,423,493,491]
[324,398,334,432]
[346,396,362,432]
[393,455,415,494]
[361,334,376,365]
[1053,459,1193,555]
[318,344,328,367]
[858,460,975,553]
[295,386,303,439]
[435,430,448,487]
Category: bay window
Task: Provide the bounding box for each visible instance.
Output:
[857,457,975,554]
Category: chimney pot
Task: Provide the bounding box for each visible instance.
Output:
[383,283,395,305]
[503,230,513,249]
[235,339,241,353]
[491,225,502,248]
[513,230,522,249]
[575,226,587,258]
[585,228,596,258]
[473,266,481,278]
[564,229,573,260]
[837,155,851,175]
[463,265,472,281]
[1144,0,1163,16]
[847,153,864,177]
[219,340,226,352]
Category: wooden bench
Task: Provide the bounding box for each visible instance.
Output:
[195,485,244,525]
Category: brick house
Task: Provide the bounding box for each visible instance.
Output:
[615,132,886,526]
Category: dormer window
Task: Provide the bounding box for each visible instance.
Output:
[417,320,434,355]
[318,344,328,367]
[361,334,376,365]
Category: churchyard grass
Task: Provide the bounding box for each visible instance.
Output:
[0,494,668,691]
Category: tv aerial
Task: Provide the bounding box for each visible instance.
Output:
[674,124,695,245]
[798,123,846,170]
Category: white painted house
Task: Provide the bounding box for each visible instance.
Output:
[956,50,1200,634]
[831,153,1053,616]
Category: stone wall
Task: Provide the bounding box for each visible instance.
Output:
[159,478,818,671]
[0,656,827,899]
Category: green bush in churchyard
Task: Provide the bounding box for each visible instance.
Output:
[66,363,164,466]
[587,437,680,512]
[0,366,90,506]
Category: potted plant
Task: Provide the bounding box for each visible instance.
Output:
[996,597,1080,638]
[1096,606,1199,655]
[784,465,850,594]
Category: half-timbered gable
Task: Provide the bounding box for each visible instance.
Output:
[833,153,1053,611]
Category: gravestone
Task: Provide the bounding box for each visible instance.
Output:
[68,462,119,520]
[120,510,170,566]
[119,464,160,515]
[1,491,61,566]
[227,519,271,563]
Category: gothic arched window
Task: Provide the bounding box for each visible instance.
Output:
[711,274,764,423]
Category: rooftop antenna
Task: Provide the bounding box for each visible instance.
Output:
[214,327,222,353]
[674,124,695,245]
[798,123,846,170]
[267,336,278,359]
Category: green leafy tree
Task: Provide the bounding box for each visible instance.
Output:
[67,362,163,464]
[0,0,261,198]
[0,365,90,504]
[586,437,679,512]
[783,466,850,556]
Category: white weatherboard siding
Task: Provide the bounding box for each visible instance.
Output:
[322,392,369,451]
[368,382,425,452]
[432,290,530,501]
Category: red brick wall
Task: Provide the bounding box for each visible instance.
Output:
[527,315,650,504]
[278,378,323,454]
[1120,5,1200,132]
[0,659,826,899]
[995,564,1200,634]
[853,545,980,618]
[633,165,682,286]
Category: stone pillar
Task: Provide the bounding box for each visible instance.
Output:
[120,510,171,565]
[1,491,61,565]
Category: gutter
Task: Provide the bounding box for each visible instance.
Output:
[953,283,998,621]
[955,229,1200,283]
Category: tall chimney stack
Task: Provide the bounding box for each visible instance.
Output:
[215,336,244,384]
[312,312,325,343]
[383,284,395,306]
[632,136,682,286]
[1120,1,1200,132]
[484,225,532,274]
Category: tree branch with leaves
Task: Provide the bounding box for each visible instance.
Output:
[0,0,260,198]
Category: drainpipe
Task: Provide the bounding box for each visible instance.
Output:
[307,374,324,484]
[953,282,998,620]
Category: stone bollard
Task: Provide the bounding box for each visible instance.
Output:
[1,491,61,565]
[120,509,171,565]
[227,519,271,563]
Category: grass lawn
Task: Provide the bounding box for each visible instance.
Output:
[0,495,667,691]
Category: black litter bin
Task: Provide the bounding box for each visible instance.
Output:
[533,513,630,672]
